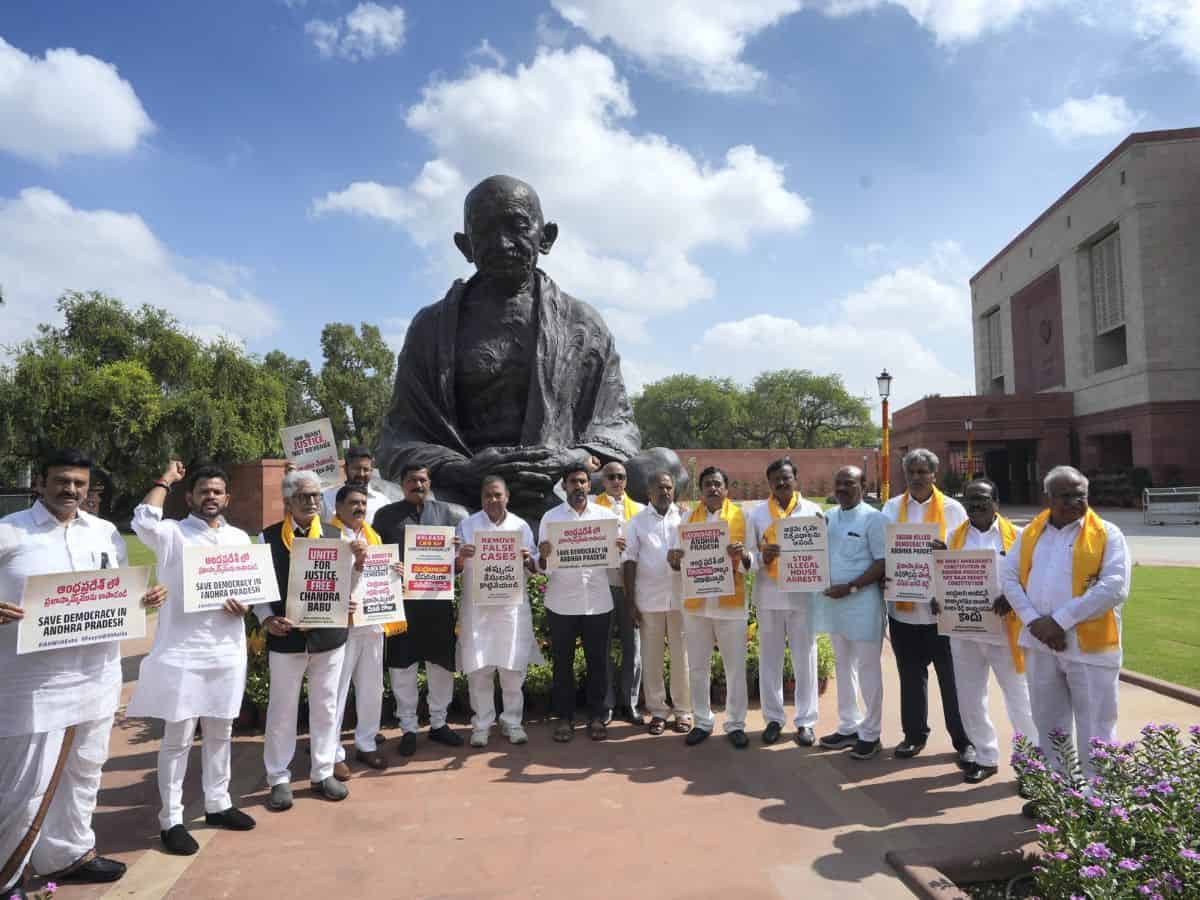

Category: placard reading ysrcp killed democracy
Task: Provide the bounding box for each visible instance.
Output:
[778,516,830,592]
[182,544,280,613]
[546,519,619,571]
[884,523,940,603]
[680,520,734,598]
[356,544,405,627]
[933,549,1004,638]
[471,531,524,606]
[285,538,352,627]
[279,417,340,487]
[17,566,150,655]
[403,526,456,601]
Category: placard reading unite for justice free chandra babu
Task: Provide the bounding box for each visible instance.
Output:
[17,566,150,655]
[285,538,353,628]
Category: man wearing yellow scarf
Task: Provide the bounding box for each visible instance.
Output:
[882,448,972,763]
[1001,466,1130,801]
[329,485,388,780]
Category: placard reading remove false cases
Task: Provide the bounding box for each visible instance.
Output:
[285,538,352,627]
[933,549,1004,638]
[182,544,280,613]
[279,417,340,487]
[778,516,831,592]
[546,518,620,570]
[356,544,405,627]
[680,520,735,598]
[403,526,456,600]
[17,566,150,655]
[884,523,940,604]
[471,531,524,606]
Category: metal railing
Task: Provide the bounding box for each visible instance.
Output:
[1143,487,1200,525]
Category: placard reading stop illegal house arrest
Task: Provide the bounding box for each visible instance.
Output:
[17,566,150,655]
[279,417,340,487]
[356,544,405,627]
[403,526,456,601]
[933,549,1003,638]
[471,531,524,606]
[546,518,619,571]
[182,544,280,614]
[778,516,830,592]
[680,520,735,599]
[884,523,940,604]
[285,538,352,628]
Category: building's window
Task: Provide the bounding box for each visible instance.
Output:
[984,309,1003,381]
[1091,229,1127,371]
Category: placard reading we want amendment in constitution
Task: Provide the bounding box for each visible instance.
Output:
[182,544,280,613]
[17,566,150,655]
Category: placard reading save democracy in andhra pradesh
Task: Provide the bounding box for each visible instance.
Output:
[285,538,352,628]
[680,520,735,598]
[546,518,619,571]
[403,526,456,600]
[471,531,524,606]
[357,544,405,627]
[933,549,1004,638]
[182,544,280,613]
[17,566,150,655]
[279,417,340,487]
[884,523,940,603]
[778,516,830,592]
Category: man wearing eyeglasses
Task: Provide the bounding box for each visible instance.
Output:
[594,461,644,725]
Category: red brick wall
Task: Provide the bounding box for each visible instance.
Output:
[1011,267,1066,393]
[163,459,288,535]
[1074,401,1200,485]
[671,448,881,501]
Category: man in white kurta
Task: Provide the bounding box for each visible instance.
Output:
[1,450,165,893]
[933,478,1036,785]
[319,446,391,523]
[623,472,691,735]
[457,476,542,748]
[748,458,824,747]
[1001,466,1129,802]
[126,461,258,855]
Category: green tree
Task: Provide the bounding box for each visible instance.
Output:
[633,374,741,448]
[263,350,321,426]
[736,369,877,448]
[313,323,395,447]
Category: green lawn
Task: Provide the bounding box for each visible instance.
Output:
[1122,566,1200,690]
[122,533,155,569]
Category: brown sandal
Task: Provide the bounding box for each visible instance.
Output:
[648,717,667,735]
[587,720,608,741]
[553,721,574,743]
[673,717,692,734]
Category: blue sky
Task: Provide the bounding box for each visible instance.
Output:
[2,0,1197,414]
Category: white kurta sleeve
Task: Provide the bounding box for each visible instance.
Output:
[1051,523,1131,632]
[523,522,539,566]
[1001,532,1037,625]
[131,503,173,558]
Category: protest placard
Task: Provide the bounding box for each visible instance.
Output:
[285,538,352,627]
[546,518,619,570]
[17,566,150,655]
[884,523,940,603]
[403,525,456,601]
[933,549,1004,638]
[777,516,830,592]
[680,520,734,598]
[357,544,405,627]
[182,544,279,613]
[279,418,340,487]
[471,531,524,606]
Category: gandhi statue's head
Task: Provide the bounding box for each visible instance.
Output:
[453,176,559,288]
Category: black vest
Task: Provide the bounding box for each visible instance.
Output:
[263,520,348,655]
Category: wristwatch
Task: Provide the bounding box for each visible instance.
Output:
[848,584,859,594]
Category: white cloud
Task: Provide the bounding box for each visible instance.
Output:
[0,188,278,354]
[1133,0,1200,68]
[550,0,802,92]
[0,36,154,165]
[467,39,507,69]
[312,46,810,319]
[841,239,972,333]
[381,316,410,358]
[1032,93,1143,142]
[306,3,406,61]
[820,0,1060,44]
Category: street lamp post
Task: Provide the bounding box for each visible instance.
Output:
[877,369,893,502]
[964,416,974,480]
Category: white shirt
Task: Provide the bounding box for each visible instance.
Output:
[670,505,754,621]
[336,524,383,635]
[882,491,968,626]
[949,518,1022,648]
[745,494,824,612]
[539,501,620,616]
[321,482,391,524]
[457,509,542,673]
[0,501,128,737]
[1001,515,1130,668]
[595,493,643,588]
[624,503,683,613]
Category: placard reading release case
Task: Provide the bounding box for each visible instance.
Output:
[680,520,734,599]
[285,538,352,628]
[17,566,150,655]
[471,531,524,606]
[403,526,455,601]
[182,544,280,613]
[884,523,940,604]
[933,549,1003,638]
[357,544,405,627]
[778,516,830,592]
[546,519,619,570]
[279,417,340,487]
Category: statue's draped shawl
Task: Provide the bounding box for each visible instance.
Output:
[375,270,641,505]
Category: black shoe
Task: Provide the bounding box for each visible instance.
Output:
[894,740,926,758]
[819,730,858,749]
[205,807,256,831]
[685,727,711,746]
[956,745,977,770]
[849,739,882,760]
[963,763,999,784]
[160,824,199,856]
[619,707,646,726]
[762,721,783,744]
[397,732,417,756]
[428,725,464,747]
[794,726,816,747]
[56,856,128,884]
[728,729,749,749]
[1021,800,1042,820]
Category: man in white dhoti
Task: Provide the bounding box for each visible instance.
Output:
[319,446,391,523]
[1,449,166,895]
[329,485,388,779]
[126,461,258,855]
[456,476,541,748]
[1001,466,1130,816]
[931,478,1036,785]
[749,458,823,747]
[623,472,691,736]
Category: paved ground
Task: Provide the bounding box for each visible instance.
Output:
[22,625,1200,900]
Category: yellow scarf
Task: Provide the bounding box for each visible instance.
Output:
[762,492,799,580]
[683,498,747,611]
[281,512,322,552]
[595,491,643,521]
[950,516,1024,674]
[894,487,947,611]
[330,516,382,545]
[1018,508,1117,653]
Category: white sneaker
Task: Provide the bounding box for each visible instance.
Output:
[505,726,529,745]
[470,730,489,748]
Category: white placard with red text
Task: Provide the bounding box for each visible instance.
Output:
[680,520,735,599]
[279,417,340,487]
[285,538,352,627]
[546,518,619,570]
[403,526,456,600]
[357,544,405,627]
[884,523,940,604]
[778,516,831,592]
[182,544,280,613]
[17,566,150,655]
[471,531,525,606]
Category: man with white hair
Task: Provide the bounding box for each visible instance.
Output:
[882,448,972,764]
[1001,466,1129,810]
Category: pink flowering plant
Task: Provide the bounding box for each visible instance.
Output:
[1011,724,1200,899]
